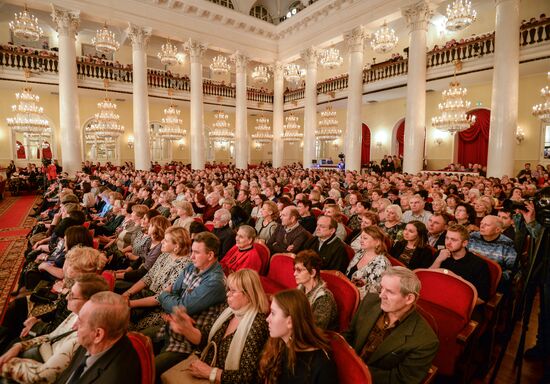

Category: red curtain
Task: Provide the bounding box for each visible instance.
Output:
[16,141,25,159]
[361,123,371,166]
[42,142,52,159]
[396,120,405,156]
[457,109,491,166]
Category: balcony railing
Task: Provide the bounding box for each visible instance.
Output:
[317,75,348,94]
[284,87,305,103]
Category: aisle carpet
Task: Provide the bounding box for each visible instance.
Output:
[0,195,38,320]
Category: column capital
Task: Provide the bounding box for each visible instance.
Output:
[273,61,284,75]
[344,26,367,53]
[184,38,207,63]
[231,51,249,73]
[300,47,319,68]
[50,6,79,37]
[401,1,432,32]
[126,24,152,49]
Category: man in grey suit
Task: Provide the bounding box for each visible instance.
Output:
[55,292,141,384]
[344,267,439,384]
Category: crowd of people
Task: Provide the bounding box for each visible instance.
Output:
[0,159,546,384]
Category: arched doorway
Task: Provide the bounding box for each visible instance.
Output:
[361,123,371,166]
[394,119,405,156]
[457,108,491,167]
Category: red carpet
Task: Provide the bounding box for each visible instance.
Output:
[0,194,38,321]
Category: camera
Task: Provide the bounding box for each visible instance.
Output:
[502,198,533,212]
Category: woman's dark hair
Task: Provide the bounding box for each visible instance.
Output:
[189,221,207,236]
[145,209,160,220]
[405,220,429,249]
[65,225,93,250]
[294,250,322,280]
[259,289,331,384]
[456,202,476,224]
[82,182,91,194]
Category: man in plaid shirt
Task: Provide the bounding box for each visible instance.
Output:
[153,232,227,380]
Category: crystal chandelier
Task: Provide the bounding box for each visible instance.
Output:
[210,55,230,75]
[158,41,179,66]
[92,23,120,54]
[284,64,304,84]
[160,104,186,140]
[7,86,49,135]
[251,65,271,83]
[9,5,43,41]
[251,115,273,145]
[319,48,343,70]
[209,110,234,145]
[316,106,342,141]
[431,81,476,134]
[532,72,550,122]
[90,96,124,138]
[446,0,477,31]
[371,21,398,53]
[283,113,303,143]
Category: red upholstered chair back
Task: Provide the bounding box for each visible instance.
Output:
[312,208,323,218]
[82,221,91,229]
[343,243,355,262]
[340,214,350,225]
[260,253,297,294]
[127,332,155,384]
[344,225,353,239]
[253,242,271,276]
[474,253,502,300]
[326,331,372,384]
[321,271,360,332]
[100,271,116,291]
[193,216,203,223]
[414,269,477,376]
[387,255,406,268]
[205,223,214,231]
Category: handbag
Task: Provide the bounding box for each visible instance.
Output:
[20,329,76,363]
[161,341,217,384]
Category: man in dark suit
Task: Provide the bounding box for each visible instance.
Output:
[344,267,439,384]
[212,208,236,260]
[427,213,449,250]
[267,206,311,254]
[304,215,348,273]
[56,292,141,384]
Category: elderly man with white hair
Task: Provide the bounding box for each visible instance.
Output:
[401,194,432,226]
[467,215,517,285]
[212,208,236,260]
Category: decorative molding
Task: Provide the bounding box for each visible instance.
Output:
[231,51,249,73]
[301,47,319,68]
[401,1,432,32]
[50,5,80,37]
[345,26,367,53]
[184,38,207,63]
[126,24,152,49]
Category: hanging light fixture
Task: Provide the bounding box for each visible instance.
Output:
[283,113,303,143]
[89,81,124,138]
[160,106,186,140]
[370,21,398,53]
[209,109,234,147]
[533,72,550,122]
[445,0,477,31]
[7,71,50,135]
[319,48,343,70]
[9,5,43,41]
[251,115,273,146]
[431,61,476,134]
[158,40,179,66]
[251,65,271,83]
[316,106,342,141]
[284,64,304,84]
[92,22,120,54]
[210,54,230,75]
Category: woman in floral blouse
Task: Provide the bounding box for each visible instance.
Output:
[346,226,390,298]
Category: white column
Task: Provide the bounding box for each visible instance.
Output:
[344,27,366,172]
[272,62,284,168]
[127,24,152,171]
[184,39,207,170]
[232,51,249,169]
[301,48,319,169]
[487,0,519,177]
[402,1,431,174]
[51,7,81,175]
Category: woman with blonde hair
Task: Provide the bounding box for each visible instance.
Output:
[259,289,337,384]
[161,269,269,383]
[172,200,195,232]
[255,201,279,243]
[380,204,405,242]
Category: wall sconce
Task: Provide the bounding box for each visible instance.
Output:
[177,138,185,150]
[127,135,135,149]
[374,131,386,150]
[434,137,443,145]
[376,141,383,149]
[516,127,525,144]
